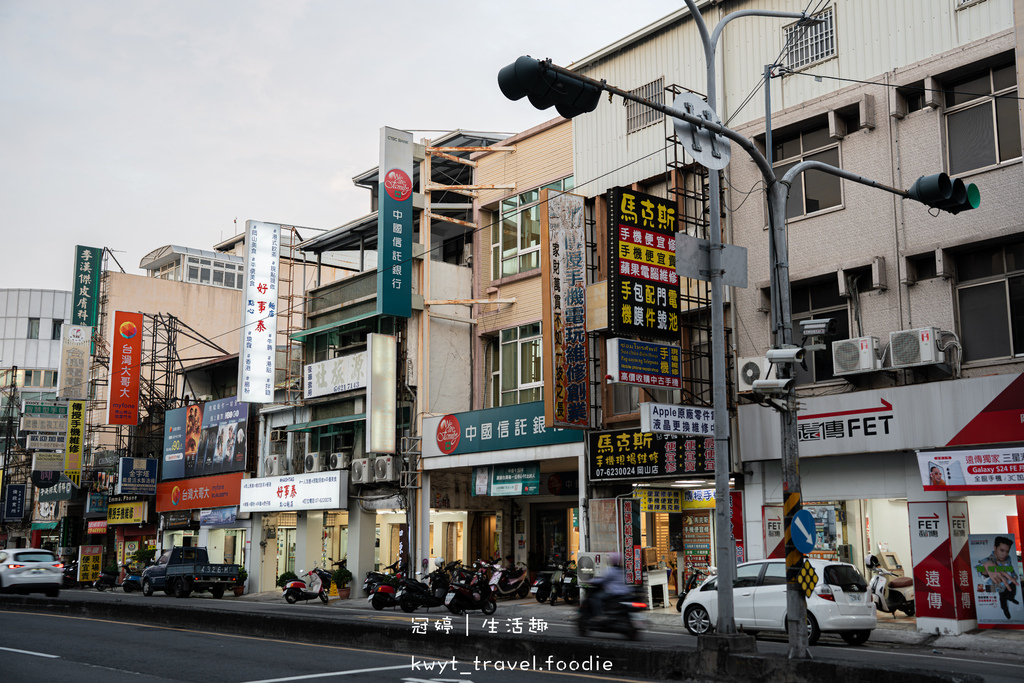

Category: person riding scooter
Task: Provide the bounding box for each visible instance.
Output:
[590,552,632,619]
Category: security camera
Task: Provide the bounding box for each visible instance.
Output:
[752,378,794,396]
[799,318,837,337]
[766,347,805,363]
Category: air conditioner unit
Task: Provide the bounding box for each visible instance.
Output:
[270,429,287,442]
[374,455,400,482]
[832,336,881,375]
[576,552,609,586]
[351,458,371,484]
[304,451,324,474]
[889,326,944,368]
[736,357,776,393]
[264,454,284,477]
[329,450,352,470]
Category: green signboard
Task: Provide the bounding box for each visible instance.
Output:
[72,245,103,327]
[376,127,413,318]
[471,463,541,496]
[424,401,584,458]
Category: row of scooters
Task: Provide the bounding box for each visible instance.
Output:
[60,560,145,592]
[530,560,580,605]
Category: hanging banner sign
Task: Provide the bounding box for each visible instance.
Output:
[58,324,91,400]
[640,402,714,437]
[607,187,680,342]
[64,400,85,486]
[619,498,642,586]
[71,245,103,327]
[918,448,1024,492]
[949,501,976,621]
[238,220,280,403]
[588,428,714,481]
[969,533,1023,628]
[540,189,589,429]
[117,458,158,496]
[238,471,347,513]
[377,126,413,318]
[3,484,26,521]
[21,401,68,432]
[78,545,103,582]
[107,311,143,425]
[156,472,244,513]
[607,338,684,389]
[304,351,367,399]
[909,502,957,620]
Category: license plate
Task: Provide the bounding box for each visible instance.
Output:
[564,577,573,583]
[849,592,861,602]
[530,586,538,593]
[396,589,405,598]
[445,592,455,605]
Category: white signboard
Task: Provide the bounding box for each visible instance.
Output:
[238,220,280,403]
[238,470,348,513]
[918,448,1024,492]
[32,451,65,469]
[366,333,396,454]
[640,402,714,436]
[304,352,367,400]
[58,324,91,400]
[28,435,67,452]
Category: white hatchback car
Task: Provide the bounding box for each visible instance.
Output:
[680,558,876,645]
[0,548,62,597]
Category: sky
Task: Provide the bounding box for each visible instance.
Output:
[0,0,684,291]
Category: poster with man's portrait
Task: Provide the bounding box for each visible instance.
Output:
[969,534,1022,628]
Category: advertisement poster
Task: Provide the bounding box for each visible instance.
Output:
[589,428,714,481]
[377,126,413,318]
[607,187,680,342]
[162,406,188,480]
[78,544,103,583]
[540,189,589,429]
[918,448,1024,492]
[607,338,684,389]
[238,220,280,403]
[178,397,249,479]
[471,464,541,496]
[619,498,642,585]
[969,534,1023,628]
[107,311,143,426]
[909,502,957,620]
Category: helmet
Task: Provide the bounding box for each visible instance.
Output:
[607,552,622,567]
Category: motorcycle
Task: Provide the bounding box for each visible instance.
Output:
[866,554,915,617]
[550,560,579,605]
[489,554,531,600]
[122,568,144,593]
[675,566,715,612]
[283,564,333,604]
[397,559,453,613]
[578,586,648,640]
[94,566,120,591]
[445,560,497,615]
[531,565,556,603]
[61,560,80,589]
[367,561,403,611]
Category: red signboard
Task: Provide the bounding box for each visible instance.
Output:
[107,311,143,425]
[156,472,243,512]
[87,520,107,534]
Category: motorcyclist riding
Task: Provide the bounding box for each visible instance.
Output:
[591,551,631,618]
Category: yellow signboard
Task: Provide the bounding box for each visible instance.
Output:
[64,400,85,486]
[637,488,682,512]
[78,545,103,583]
[107,502,147,525]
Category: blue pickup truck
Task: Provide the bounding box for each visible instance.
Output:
[141,546,238,599]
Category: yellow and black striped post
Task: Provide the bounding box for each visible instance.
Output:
[783,491,803,585]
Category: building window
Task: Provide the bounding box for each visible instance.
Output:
[27,318,40,339]
[184,256,243,290]
[791,279,849,384]
[491,177,573,280]
[51,321,63,340]
[944,63,1021,175]
[785,7,835,71]
[773,124,842,219]
[955,239,1024,363]
[626,78,665,134]
[488,323,542,407]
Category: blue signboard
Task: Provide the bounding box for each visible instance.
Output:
[3,484,26,521]
[162,406,188,480]
[606,337,683,389]
[791,509,818,555]
[377,126,413,318]
[118,457,159,496]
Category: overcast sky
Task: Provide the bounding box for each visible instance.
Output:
[1,0,683,292]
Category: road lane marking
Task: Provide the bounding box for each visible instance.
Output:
[242,664,412,682]
[0,645,60,658]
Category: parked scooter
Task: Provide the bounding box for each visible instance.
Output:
[866,554,915,617]
[122,567,144,593]
[61,560,80,589]
[550,560,579,605]
[578,586,648,640]
[445,560,497,615]
[489,554,531,600]
[94,566,120,591]
[675,566,715,612]
[532,565,556,603]
[397,559,453,613]
[283,564,333,604]
[367,561,403,610]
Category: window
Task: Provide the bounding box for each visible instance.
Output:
[955,239,1024,362]
[51,320,63,340]
[626,78,665,134]
[761,562,788,586]
[27,318,40,339]
[944,64,1021,175]
[184,256,244,290]
[733,563,763,588]
[784,7,835,71]
[773,125,842,219]
[491,177,573,280]
[488,323,542,407]
[791,278,849,384]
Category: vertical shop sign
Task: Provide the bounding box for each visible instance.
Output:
[107,311,143,425]
[162,406,188,480]
[238,220,280,403]
[377,126,413,318]
[78,545,103,583]
[541,189,589,429]
[57,324,91,400]
[763,505,785,559]
[948,501,976,620]
[909,502,957,620]
[731,491,745,564]
[71,245,102,327]
[2,484,26,521]
[968,533,1023,628]
[64,400,85,486]
[607,187,680,342]
[366,333,397,454]
[619,498,642,586]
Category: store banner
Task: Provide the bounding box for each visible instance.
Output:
[637,489,682,513]
[640,402,714,437]
[164,511,194,529]
[184,397,249,479]
[63,399,85,486]
[949,501,976,621]
[607,187,680,342]
[377,126,413,318]
[199,507,237,526]
[31,469,63,490]
[918,448,1024,492]
[107,311,143,426]
[71,245,102,327]
[57,324,91,400]
[619,498,642,586]
[969,533,1023,628]
[540,189,589,429]
[909,502,957,620]
[21,401,68,432]
[424,401,583,458]
[238,470,347,513]
[107,500,147,525]
[607,338,684,389]
[304,351,367,400]
[238,220,280,403]
[78,545,103,583]
[2,484,26,521]
[764,505,785,559]
[117,458,158,496]
[28,435,66,452]
[588,428,714,482]
[471,464,540,496]
[156,472,244,513]
[162,405,188,480]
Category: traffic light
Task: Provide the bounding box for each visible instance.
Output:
[907,173,981,215]
[497,56,602,119]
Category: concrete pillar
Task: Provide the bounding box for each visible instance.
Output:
[417,471,432,576]
[295,511,324,575]
[348,501,378,596]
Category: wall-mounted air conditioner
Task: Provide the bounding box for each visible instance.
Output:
[264,454,284,477]
[351,458,371,484]
[329,450,351,470]
[304,451,324,474]
[889,327,944,368]
[577,552,609,586]
[832,336,881,375]
[374,455,400,482]
[736,356,776,393]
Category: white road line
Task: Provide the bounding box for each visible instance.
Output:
[870,650,1024,670]
[242,664,413,682]
[0,645,60,659]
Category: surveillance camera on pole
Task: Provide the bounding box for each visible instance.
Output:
[766,346,804,364]
[752,377,794,396]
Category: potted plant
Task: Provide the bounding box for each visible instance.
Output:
[233,567,248,597]
[332,564,353,600]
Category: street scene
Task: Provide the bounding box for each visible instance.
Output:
[2,1,1024,681]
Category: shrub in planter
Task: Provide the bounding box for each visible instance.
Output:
[332,566,353,590]
[276,571,298,588]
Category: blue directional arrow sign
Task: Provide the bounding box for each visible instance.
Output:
[791,509,817,555]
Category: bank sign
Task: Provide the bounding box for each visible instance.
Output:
[423,402,584,458]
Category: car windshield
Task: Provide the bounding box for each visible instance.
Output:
[824,564,867,591]
[14,552,56,563]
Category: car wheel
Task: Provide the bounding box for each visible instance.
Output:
[211,587,225,599]
[840,630,870,646]
[173,579,192,599]
[142,579,153,597]
[806,613,821,646]
[482,597,497,615]
[684,605,714,636]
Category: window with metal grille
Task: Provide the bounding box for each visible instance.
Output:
[626,78,665,134]
[785,7,835,71]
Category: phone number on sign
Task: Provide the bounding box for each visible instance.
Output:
[593,465,660,478]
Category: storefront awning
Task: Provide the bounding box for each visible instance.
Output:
[285,413,366,432]
[289,311,377,342]
[30,521,59,530]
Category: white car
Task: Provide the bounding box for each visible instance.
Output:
[0,548,62,597]
[680,558,876,645]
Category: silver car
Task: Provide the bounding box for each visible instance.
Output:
[0,548,62,597]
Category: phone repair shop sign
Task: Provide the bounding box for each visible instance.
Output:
[589,428,715,481]
[107,501,148,525]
